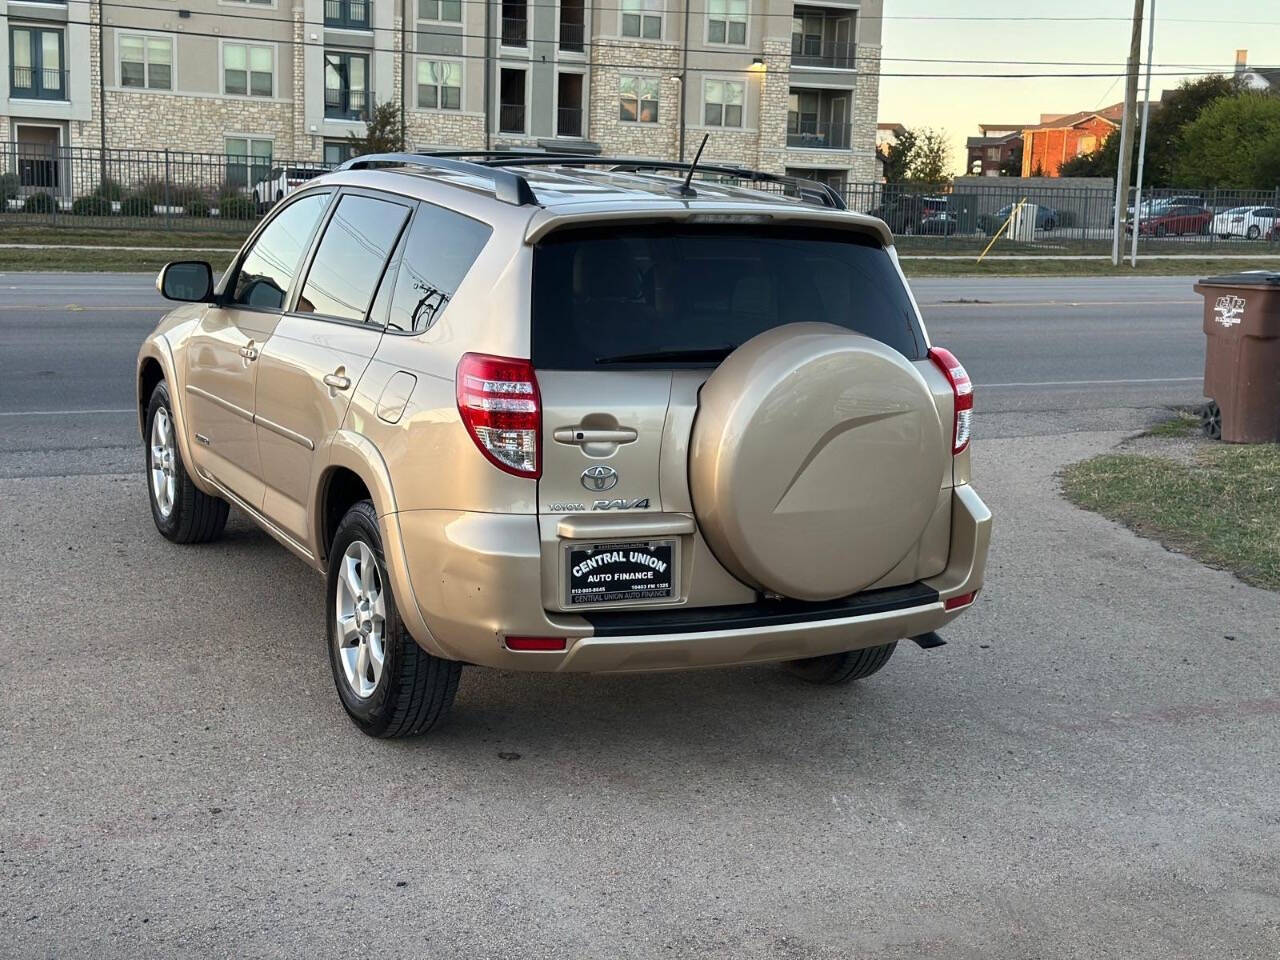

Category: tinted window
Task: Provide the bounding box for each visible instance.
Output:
[532,224,924,368]
[297,194,411,322]
[230,192,331,309]
[385,201,492,333]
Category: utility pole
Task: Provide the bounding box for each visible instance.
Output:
[1130,0,1156,267]
[1111,0,1145,266]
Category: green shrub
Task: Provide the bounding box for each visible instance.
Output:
[119,194,156,217]
[1056,209,1078,229]
[0,172,19,203]
[71,194,114,216]
[169,184,208,208]
[93,178,125,201]
[185,197,212,218]
[23,192,56,214]
[216,194,257,220]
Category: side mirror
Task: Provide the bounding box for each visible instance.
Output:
[157,260,214,303]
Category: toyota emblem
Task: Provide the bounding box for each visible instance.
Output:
[581,465,619,491]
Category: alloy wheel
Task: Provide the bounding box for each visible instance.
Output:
[149,407,177,518]
[334,540,387,699]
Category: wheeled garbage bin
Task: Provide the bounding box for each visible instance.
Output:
[1193,272,1280,443]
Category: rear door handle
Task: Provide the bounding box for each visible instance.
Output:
[323,372,352,391]
[553,427,638,445]
[239,343,259,361]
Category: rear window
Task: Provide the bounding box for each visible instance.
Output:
[531,224,924,369]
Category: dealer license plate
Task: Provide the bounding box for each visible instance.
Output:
[566,540,676,606]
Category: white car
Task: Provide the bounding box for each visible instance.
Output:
[252,165,329,213]
[1212,205,1279,241]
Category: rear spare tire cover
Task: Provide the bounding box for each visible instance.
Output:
[690,322,947,601]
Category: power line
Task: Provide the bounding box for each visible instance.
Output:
[96,0,1280,24]
[72,11,1254,79]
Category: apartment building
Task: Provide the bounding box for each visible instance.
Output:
[1,0,882,188]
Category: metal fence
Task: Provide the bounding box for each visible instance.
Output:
[0,143,338,231]
[3,143,1278,252]
[840,181,1280,254]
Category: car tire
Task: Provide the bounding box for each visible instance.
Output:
[782,641,897,685]
[1155,225,1168,238]
[145,381,229,544]
[1247,225,1261,241]
[326,500,462,738]
[1219,233,1231,240]
[1043,217,1056,232]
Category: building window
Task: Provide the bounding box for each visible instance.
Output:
[707,0,747,45]
[223,43,273,97]
[225,137,273,190]
[325,0,371,29]
[986,146,1000,161]
[619,75,659,123]
[621,0,661,39]
[704,79,743,127]
[120,35,172,90]
[417,60,461,110]
[499,68,526,133]
[324,141,357,166]
[9,26,65,101]
[325,51,370,120]
[418,0,461,21]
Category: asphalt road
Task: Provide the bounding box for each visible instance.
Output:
[6,271,1273,958]
[0,272,1207,478]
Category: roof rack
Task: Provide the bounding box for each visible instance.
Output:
[335,152,539,206]
[419,151,848,211]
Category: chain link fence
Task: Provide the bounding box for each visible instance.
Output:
[3,143,1278,253]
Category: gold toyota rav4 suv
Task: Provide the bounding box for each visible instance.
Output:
[137,154,991,738]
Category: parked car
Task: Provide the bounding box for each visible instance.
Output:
[1211,205,1280,241]
[138,155,991,737]
[1130,204,1213,237]
[252,165,328,213]
[868,194,947,234]
[919,211,958,235]
[979,203,1058,234]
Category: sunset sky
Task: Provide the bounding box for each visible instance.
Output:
[876,1,1280,173]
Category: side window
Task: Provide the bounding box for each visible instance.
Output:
[230,192,331,309]
[297,194,412,323]
[385,202,492,334]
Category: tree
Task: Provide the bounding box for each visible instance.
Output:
[909,128,952,184]
[346,101,406,155]
[999,144,1023,177]
[1055,75,1241,184]
[1173,93,1280,188]
[881,129,917,183]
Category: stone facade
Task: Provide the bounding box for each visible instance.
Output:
[3,0,886,189]
[589,39,681,160]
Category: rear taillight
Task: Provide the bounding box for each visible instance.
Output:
[928,347,973,455]
[456,353,540,478]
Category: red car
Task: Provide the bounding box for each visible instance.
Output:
[1130,204,1213,237]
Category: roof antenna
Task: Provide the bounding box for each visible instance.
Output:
[669,133,709,198]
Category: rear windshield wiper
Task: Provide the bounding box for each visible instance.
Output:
[594,345,737,365]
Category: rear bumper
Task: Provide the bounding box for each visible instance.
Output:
[392,484,991,672]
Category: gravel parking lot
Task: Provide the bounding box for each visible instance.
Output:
[3,275,1278,958]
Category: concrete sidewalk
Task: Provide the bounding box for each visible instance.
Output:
[1,430,1278,958]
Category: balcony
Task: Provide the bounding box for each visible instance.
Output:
[791,6,856,71]
[325,86,373,121]
[786,120,852,150]
[10,66,69,101]
[501,16,527,46]
[499,102,526,133]
[325,0,371,29]
[791,37,855,70]
[557,106,582,138]
[559,21,585,51]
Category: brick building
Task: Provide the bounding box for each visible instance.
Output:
[2,0,885,190]
[1019,104,1124,178]
[965,122,1023,177]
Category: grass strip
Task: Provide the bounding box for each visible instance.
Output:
[1061,443,1280,590]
